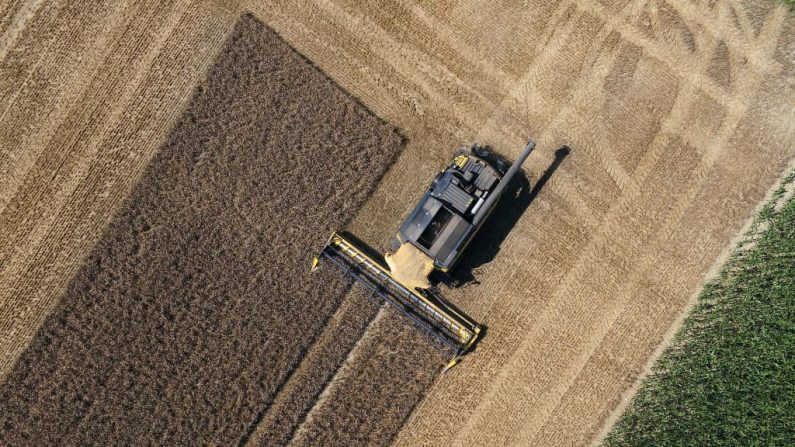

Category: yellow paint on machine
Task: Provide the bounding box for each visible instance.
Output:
[312,231,481,368]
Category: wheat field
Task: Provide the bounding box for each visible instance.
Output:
[2,0,794,445]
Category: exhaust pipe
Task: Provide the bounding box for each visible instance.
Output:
[471,140,536,227]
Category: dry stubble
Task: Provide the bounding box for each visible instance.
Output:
[246,1,795,445]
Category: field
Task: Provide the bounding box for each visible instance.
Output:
[605,173,795,446]
[0,16,404,444]
[2,0,795,445]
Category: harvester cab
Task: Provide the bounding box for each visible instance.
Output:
[312,140,536,371]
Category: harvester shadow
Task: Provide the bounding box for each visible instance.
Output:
[443,145,570,287]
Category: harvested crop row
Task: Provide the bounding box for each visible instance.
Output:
[0,15,401,446]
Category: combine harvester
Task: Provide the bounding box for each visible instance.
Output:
[312,140,536,370]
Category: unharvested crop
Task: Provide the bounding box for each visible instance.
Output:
[242,287,382,446]
[289,310,444,447]
[0,15,401,446]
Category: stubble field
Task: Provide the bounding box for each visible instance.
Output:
[2,0,795,446]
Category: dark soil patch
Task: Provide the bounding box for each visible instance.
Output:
[0,14,402,446]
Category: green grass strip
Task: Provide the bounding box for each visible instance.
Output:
[604,172,795,447]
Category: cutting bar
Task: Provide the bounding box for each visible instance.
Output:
[312,232,481,370]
